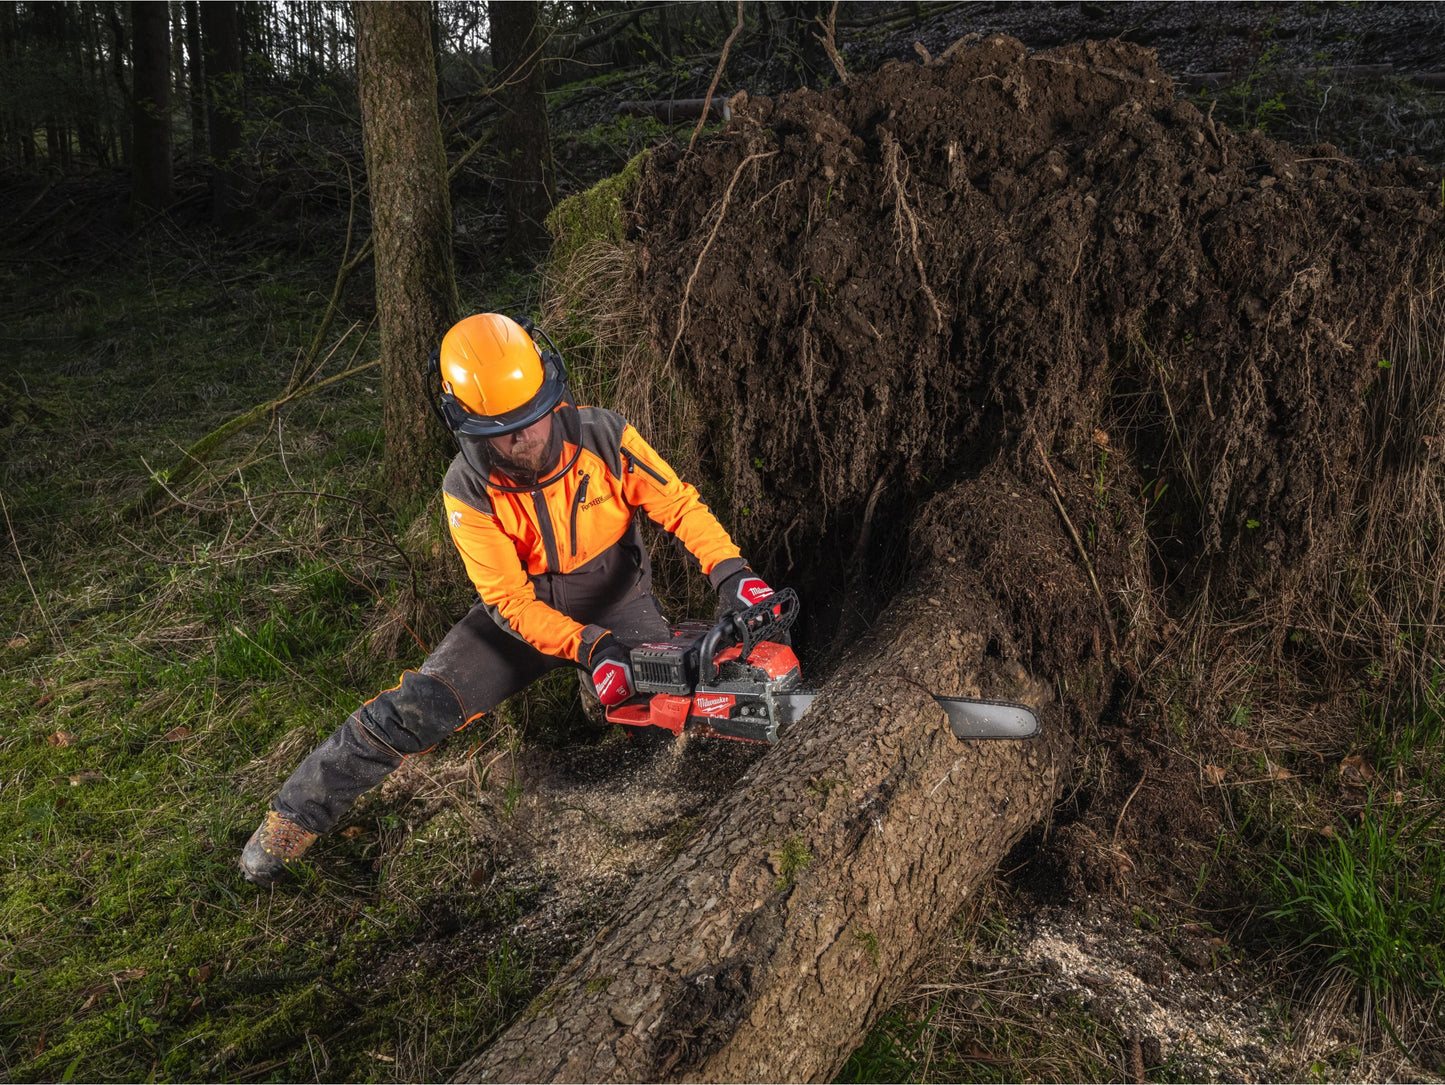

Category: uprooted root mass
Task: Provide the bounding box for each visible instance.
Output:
[632,36,1444,673]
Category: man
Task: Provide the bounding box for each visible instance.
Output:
[240,313,777,886]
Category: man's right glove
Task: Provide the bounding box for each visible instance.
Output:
[588,633,635,707]
[716,565,775,619]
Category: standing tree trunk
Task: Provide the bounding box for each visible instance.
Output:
[130,0,171,214]
[354,0,460,513]
[104,2,132,167]
[200,0,242,227]
[489,0,554,255]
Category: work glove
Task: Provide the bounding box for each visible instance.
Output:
[588,633,635,707]
[716,566,776,619]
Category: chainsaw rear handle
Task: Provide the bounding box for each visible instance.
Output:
[698,587,799,685]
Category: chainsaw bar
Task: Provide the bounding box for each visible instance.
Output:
[774,693,1039,740]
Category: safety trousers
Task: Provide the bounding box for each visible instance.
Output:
[272,590,670,834]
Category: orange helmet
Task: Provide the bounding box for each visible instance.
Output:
[433,313,567,436]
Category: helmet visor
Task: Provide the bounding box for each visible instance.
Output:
[440,369,566,437]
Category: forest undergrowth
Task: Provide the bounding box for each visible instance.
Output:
[5,14,1445,1084]
[0,235,576,1080]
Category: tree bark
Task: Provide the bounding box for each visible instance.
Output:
[456,474,1108,1082]
[354,0,460,514]
[130,0,171,214]
[200,0,242,228]
[489,0,554,255]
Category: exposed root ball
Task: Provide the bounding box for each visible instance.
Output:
[633,37,1442,643]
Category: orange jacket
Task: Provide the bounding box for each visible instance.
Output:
[441,405,745,666]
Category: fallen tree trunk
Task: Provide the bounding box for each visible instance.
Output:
[457,474,1117,1082]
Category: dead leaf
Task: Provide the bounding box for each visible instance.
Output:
[1203,764,1226,784]
[112,967,147,982]
[195,963,213,984]
[340,826,365,840]
[68,772,102,786]
[1320,824,1335,837]
[48,731,75,748]
[1272,766,1293,781]
[1340,754,1375,784]
[35,692,54,709]
[7,634,29,649]
[163,726,191,742]
[79,993,99,1012]
[1092,428,1110,448]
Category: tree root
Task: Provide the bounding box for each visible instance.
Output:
[881,131,945,333]
[664,151,776,371]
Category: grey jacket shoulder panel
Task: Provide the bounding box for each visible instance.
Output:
[578,406,627,477]
[442,452,494,514]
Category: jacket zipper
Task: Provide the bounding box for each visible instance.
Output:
[569,473,590,558]
[530,490,561,574]
[621,448,668,485]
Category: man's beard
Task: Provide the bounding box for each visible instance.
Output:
[488,422,562,482]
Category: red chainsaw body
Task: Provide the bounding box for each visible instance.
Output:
[604,591,803,744]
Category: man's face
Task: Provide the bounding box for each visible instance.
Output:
[487,414,555,476]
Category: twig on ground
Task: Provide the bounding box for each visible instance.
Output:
[130,329,377,519]
[688,1,744,155]
[1114,771,1147,842]
[1,487,66,653]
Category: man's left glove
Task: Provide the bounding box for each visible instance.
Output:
[716,565,775,618]
[588,633,635,707]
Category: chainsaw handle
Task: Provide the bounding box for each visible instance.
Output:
[699,588,799,684]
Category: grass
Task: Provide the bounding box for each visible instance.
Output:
[1259,682,1445,1060]
[0,231,551,1081]
[1266,802,1445,1039]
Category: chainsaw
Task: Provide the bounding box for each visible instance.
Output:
[605,589,1040,744]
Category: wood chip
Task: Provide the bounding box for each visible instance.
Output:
[48,731,76,748]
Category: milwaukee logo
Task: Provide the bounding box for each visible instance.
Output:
[694,694,734,717]
[738,577,774,606]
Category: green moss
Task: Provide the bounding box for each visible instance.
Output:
[773,834,813,890]
[544,150,648,266]
[524,985,562,1019]
[854,929,880,970]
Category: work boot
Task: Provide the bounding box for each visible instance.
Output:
[240,810,318,886]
